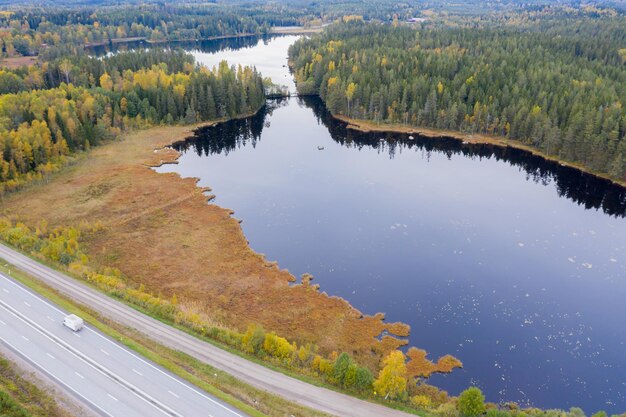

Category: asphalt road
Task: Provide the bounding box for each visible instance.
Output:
[0,243,415,417]
[0,272,249,417]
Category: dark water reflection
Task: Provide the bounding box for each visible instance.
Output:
[162,97,626,413]
[175,97,626,218]
[89,34,263,57]
[163,96,626,413]
[155,39,626,412]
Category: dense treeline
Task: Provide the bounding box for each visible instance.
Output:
[299,95,626,217]
[0,5,264,58]
[0,3,310,60]
[289,20,626,181]
[0,51,265,193]
[0,49,195,94]
[3,1,593,61]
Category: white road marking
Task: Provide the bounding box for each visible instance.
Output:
[107,393,118,402]
[86,326,245,416]
[46,352,55,359]
[23,301,31,307]
[0,298,172,417]
[0,272,242,416]
[168,390,180,399]
[0,263,250,417]
[21,335,28,341]
[75,371,84,379]
[0,319,5,325]
[0,276,68,316]
[73,332,81,338]
[2,288,8,293]
[132,368,143,376]
[0,335,115,417]
[100,348,109,356]
[46,316,54,322]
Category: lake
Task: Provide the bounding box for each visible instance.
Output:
[149,36,626,413]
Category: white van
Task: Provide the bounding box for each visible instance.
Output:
[63,314,84,332]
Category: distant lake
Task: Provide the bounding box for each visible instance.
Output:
[89,35,297,93]
[152,36,626,413]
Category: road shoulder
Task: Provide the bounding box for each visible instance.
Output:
[0,343,97,417]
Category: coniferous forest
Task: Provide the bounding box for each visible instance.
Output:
[1,1,626,417]
[289,18,626,181]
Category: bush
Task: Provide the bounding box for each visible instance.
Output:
[333,352,352,386]
[543,410,567,417]
[241,324,265,354]
[354,366,374,392]
[411,394,432,409]
[343,363,358,388]
[411,383,450,407]
[438,402,461,417]
[296,344,313,365]
[568,408,586,417]
[373,350,407,399]
[458,387,486,417]
[311,355,335,381]
[487,409,512,417]
[263,332,294,362]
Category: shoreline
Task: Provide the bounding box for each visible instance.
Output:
[334,114,626,189]
[84,33,257,49]
[146,112,465,381]
[84,27,320,50]
[134,116,465,377]
[2,108,463,376]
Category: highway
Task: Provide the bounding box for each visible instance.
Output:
[0,243,415,417]
[0,272,249,417]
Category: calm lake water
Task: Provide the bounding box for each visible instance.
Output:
[150,36,626,413]
[91,35,297,93]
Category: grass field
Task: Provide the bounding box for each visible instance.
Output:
[0,120,446,372]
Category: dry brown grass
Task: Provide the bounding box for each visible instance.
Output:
[406,348,463,379]
[0,55,38,69]
[0,122,458,371]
